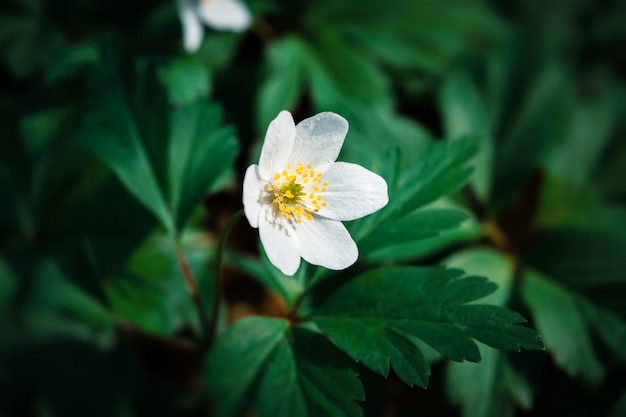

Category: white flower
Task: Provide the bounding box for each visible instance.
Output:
[177,0,252,53]
[242,110,389,276]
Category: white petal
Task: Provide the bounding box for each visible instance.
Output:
[316,162,388,221]
[289,112,348,167]
[177,1,204,53]
[258,110,296,179]
[198,0,252,32]
[242,164,266,228]
[295,217,358,271]
[258,206,301,276]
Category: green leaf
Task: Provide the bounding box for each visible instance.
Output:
[0,7,65,77]
[439,72,493,200]
[305,33,391,112]
[167,100,238,229]
[357,198,482,264]
[492,65,571,206]
[536,83,619,229]
[76,52,238,233]
[388,137,477,217]
[45,39,100,83]
[104,231,205,336]
[579,300,626,365]
[353,137,477,244]
[305,0,505,75]
[311,267,543,388]
[444,249,534,417]
[350,26,444,73]
[521,269,604,384]
[444,248,514,306]
[341,106,432,171]
[159,57,211,105]
[22,260,116,348]
[447,344,533,417]
[206,317,364,417]
[545,83,617,190]
[225,240,306,309]
[76,93,174,232]
[257,37,304,130]
[360,209,468,262]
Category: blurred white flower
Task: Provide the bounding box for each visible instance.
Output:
[177,0,252,53]
[243,110,389,276]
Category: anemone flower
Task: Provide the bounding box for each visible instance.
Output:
[242,110,389,276]
[177,0,251,53]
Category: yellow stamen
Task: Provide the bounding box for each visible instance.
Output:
[268,163,330,223]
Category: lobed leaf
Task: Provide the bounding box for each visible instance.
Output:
[311,266,543,387]
[360,209,468,262]
[76,96,173,232]
[387,137,478,218]
[206,317,364,417]
[75,52,238,234]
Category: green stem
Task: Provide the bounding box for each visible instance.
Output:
[207,209,245,345]
[288,289,308,323]
[175,240,210,339]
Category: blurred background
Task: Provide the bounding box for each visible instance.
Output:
[1,0,626,416]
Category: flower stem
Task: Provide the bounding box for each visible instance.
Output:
[288,292,307,323]
[207,208,245,345]
[175,240,210,339]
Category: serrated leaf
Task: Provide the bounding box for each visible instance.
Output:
[521,268,604,384]
[444,248,514,306]
[206,317,364,417]
[389,137,477,217]
[445,249,534,417]
[360,209,468,262]
[353,137,477,244]
[311,267,543,388]
[358,198,482,264]
[76,51,238,233]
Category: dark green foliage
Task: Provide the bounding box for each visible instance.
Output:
[311,267,542,388]
[206,317,364,417]
[2,0,626,416]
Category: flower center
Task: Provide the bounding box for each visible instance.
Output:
[266,162,328,223]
